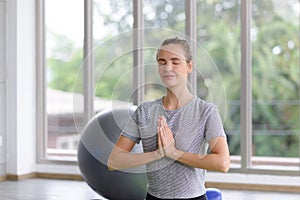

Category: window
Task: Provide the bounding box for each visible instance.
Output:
[93,0,134,107]
[37,0,300,174]
[196,0,241,162]
[43,0,84,161]
[251,0,299,170]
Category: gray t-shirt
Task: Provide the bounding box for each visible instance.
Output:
[122,96,226,199]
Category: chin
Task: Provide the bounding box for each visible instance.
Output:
[162,82,179,89]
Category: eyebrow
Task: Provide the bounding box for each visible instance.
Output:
[157,57,182,62]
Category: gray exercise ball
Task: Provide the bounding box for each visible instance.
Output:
[77,107,147,200]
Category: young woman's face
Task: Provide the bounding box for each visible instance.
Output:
[157,44,193,88]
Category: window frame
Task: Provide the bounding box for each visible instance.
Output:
[36,0,300,175]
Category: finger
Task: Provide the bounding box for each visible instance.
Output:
[161,124,169,135]
[160,126,164,137]
[158,134,162,148]
[163,117,168,128]
[162,127,172,145]
[160,127,167,145]
[164,127,174,142]
[158,116,162,128]
[161,116,166,124]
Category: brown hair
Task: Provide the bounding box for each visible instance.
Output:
[156,37,192,62]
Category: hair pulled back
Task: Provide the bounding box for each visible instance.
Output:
[156,37,192,62]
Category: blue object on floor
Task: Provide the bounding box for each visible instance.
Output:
[77,107,147,200]
[206,188,222,200]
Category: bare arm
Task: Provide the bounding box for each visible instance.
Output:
[107,135,164,171]
[158,116,230,173]
[168,137,230,172]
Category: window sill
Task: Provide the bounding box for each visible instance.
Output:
[206,172,300,192]
[230,155,300,171]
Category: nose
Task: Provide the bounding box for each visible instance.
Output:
[164,62,172,72]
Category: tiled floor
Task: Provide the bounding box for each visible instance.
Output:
[0,178,299,200]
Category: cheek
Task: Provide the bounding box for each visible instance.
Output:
[175,67,189,76]
[157,66,163,75]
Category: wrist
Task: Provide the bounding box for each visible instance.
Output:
[168,149,182,160]
[154,149,164,160]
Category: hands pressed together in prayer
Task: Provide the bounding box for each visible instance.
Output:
[155,115,230,172]
[157,116,180,160]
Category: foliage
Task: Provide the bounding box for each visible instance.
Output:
[47,31,82,91]
[47,0,299,157]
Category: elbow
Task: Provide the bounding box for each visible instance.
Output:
[107,156,117,171]
[107,153,125,171]
[107,164,115,171]
[108,166,114,171]
[220,163,230,173]
[107,159,114,171]
[217,157,231,173]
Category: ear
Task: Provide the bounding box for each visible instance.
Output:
[187,61,193,74]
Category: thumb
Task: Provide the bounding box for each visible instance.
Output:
[157,127,162,148]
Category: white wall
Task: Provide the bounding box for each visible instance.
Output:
[2,0,80,178]
[0,0,6,177]
[6,0,36,176]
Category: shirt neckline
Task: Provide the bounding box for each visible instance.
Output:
[159,96,197,112]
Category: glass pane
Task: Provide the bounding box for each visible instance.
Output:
[196,0,241,167]
[45,0,84,160]
[143,0,185,101]
[251,0,300,170]
[143,0,185,30]
[93,0,134,111]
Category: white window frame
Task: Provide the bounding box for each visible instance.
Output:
[36,0,300,176]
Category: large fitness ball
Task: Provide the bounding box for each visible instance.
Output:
[77,107,148,200]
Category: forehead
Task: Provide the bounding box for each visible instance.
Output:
[157,44,186,59]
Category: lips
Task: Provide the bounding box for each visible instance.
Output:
[163,74,175,78]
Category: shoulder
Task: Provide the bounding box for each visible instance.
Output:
[132,98,163,123]
[132,98,163,118]
[194,97,218,112]
[136,98,162,111]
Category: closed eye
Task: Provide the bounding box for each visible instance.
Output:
[157,58,183,66]
[158,59,166,66]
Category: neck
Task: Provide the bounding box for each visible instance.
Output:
[163,87,194,110]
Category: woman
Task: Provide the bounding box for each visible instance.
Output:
[108,37,230,200]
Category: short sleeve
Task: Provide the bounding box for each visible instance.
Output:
[121,108,141,144]
[205,104,226,142]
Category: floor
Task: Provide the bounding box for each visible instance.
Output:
[0,178,299,200]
